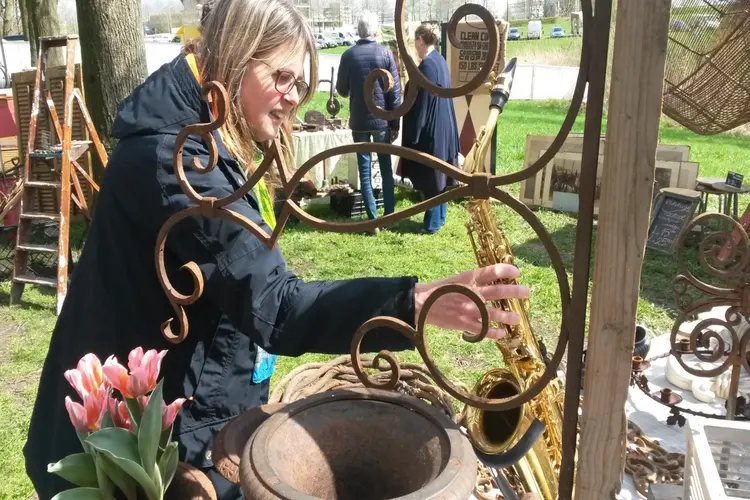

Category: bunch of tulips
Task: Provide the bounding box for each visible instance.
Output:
[48,347,187,500]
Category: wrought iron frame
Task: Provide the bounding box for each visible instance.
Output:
[154,0,615,497]
[667,212,750,420]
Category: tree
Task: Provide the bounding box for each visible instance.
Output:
[75,0,147,179]
[21,0,62,63]
[2,0,13,35]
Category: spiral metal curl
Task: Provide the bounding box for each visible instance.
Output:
[669,212,750,381]
[155,0,592,415]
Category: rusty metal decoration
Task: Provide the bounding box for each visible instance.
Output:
[669,212,750,419]
[155,0,615,497]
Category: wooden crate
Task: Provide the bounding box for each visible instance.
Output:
[684,419,750,500]
[11,64,93,218]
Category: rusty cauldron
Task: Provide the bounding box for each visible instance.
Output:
[234,388,477,499]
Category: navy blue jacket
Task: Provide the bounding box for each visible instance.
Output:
[336,38,401,132]
[401,50,460,194]
[23,53,416,499]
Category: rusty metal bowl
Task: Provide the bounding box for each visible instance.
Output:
[213,403,288,484]
[239,388,477,499]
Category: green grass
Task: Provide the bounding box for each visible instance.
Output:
[505,17,583,66]
[319,46,349,55]
[0,282,58,499]
[297,91,350,121]
[0,99,747,498]
[507,36,583,67]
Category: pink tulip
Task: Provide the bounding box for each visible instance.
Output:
[65,389,108,433]
[102,347,167,399]
[162,398,186,429]
[108,397,133,431]
[64,353,109,400]
[138,395,187,430]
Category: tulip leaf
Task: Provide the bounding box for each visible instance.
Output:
[51,487,108,500]
[77,431,93,454]
[152,463,164,496]
[85,428,159,500]
[139,380,164,478]
[158,442,179,491]
[96,453,138,500]
[125,398,142,432]
[95,451,160,500]
[94,454,116,497]
[86,428,140,464]
[158,426,173,452]
[101,409,115,429]
[47,453,98,488]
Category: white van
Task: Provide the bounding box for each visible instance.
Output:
[528,20,543,40]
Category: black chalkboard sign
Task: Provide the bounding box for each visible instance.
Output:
[647,189,701,253]
[727,171,744,189]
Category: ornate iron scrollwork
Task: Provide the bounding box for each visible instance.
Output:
[156,1,606,497]
[669,212,750,417]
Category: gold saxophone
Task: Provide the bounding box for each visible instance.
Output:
[459,59,566,500]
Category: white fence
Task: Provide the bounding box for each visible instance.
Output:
[316,61,583,102]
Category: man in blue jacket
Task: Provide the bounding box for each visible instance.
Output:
[336,11,401,229]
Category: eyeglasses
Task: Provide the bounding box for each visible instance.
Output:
[258,60,309,100]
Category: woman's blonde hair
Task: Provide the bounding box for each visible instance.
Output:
[415,23,440,47]
[187,0,318,190]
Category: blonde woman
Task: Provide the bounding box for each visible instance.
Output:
[24,1,529,498]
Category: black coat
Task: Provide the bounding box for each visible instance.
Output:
[400,50,460,194]
[336,38,401,132]
[24,54,416,499]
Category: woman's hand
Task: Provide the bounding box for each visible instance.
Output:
[414,264,530,339]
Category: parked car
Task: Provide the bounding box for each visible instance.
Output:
[507,27,521,41]
[691,14,720,30]
[527,20,542,40]
[551,26,565,38]
[325,31,354,46]
[314,33,337,48]
[670,19,689,32]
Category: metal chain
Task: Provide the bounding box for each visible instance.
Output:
[630,367,749,422]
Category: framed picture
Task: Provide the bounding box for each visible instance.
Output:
[677,161,699,190]
[655,144,690,163]
[540,150,604,215]
[653,161,681,195]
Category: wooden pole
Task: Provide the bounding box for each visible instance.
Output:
[574,0,671,498]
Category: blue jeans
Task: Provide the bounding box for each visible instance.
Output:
[352,129,395,220]
[422,185,447,233]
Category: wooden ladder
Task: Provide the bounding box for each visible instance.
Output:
[9,35,108,314]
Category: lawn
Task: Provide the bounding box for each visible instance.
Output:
[505,16,583,66]
[319,45,349,55]
[0,99,747,498]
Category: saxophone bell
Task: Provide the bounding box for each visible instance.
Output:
[465,368,532,456]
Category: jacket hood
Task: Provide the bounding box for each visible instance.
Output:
[112,54,204,139]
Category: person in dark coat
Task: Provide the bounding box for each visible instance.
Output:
[23,2,528,499]
[336,11,401,230]
[400,23,461,234]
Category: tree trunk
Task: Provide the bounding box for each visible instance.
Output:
[3,0,13,36]
[18,0,33,56]
[75,0,147,181]
[27,0,62,65]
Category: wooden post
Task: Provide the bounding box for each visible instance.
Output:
[574,0,671,498]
